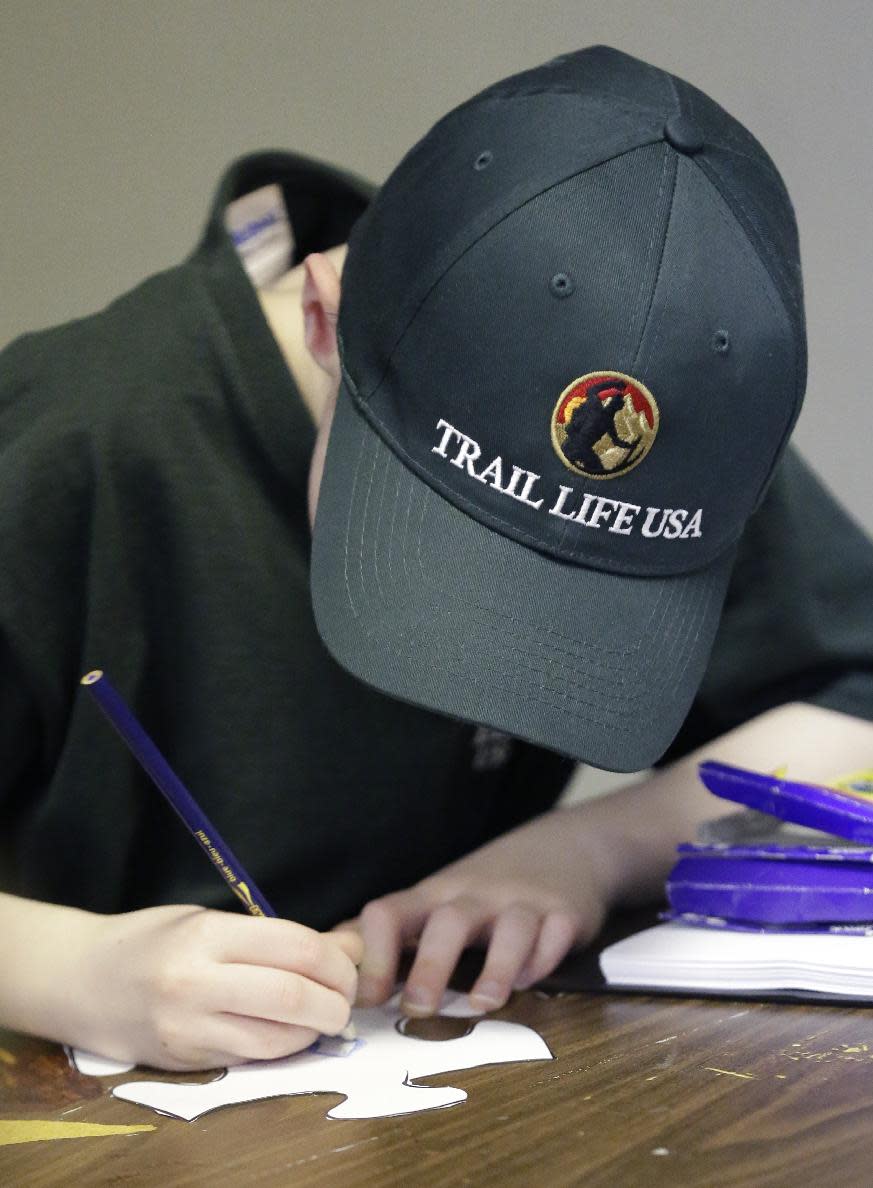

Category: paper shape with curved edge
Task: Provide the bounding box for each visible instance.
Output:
[68,991,484,1078]
[70,1050,136,1077]
[72,992,552,1122]
[68,990,485,1078]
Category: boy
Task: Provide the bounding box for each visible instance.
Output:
[2,47,872,1070]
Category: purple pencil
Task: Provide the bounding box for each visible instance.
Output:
[82,670,358,1043]
[80,670,274,917]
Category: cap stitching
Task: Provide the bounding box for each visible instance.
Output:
[695,157,800,320]
[665,70,682,115]
[371,443,391,604]
[644,171,799,519]
[640,153,791,410]
[430,574,693,698]
[341,416,372,619]
[340,443,724,731]
[408,485,675,665]
[393,551,719,722]
[429,570,708,712]
[713,140,787,182]
[635,171,686,373]
[384,633,673,729]
[675,78,779,175]
[353,140,663,407]
[373,576,712,725]
[626,146,673,357]
[448,629,680,716]
[470,87,664,125]
[403,462,422,599]
[357,427,667,665]
[478,556,705,692]
[631,152,679,373]
[402,463,714,673]
[392,618,673,720]
[694,166,790,330]
[356,428,381,619]
[385,463,403,599]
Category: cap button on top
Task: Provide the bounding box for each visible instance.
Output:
[664,114,704,155]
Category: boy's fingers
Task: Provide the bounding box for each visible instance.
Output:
[513,910,580,990]
[357,896,414,1005]
[206,1015,320,1066]
[468,904,542,1011]
[218,917,358,1000]
[330,928,364,967]
[331,917,359,933]
[210,965,354,1035]
[401,897,490,1016]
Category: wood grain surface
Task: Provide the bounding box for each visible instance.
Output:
[3,990,873,1186]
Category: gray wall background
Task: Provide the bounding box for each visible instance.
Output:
[3,0,871,534]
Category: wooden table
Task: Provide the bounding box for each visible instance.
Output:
[3,988,873,1186]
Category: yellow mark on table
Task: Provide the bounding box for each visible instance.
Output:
[0,1120,155,1147]
[783,1042,873,1064]
[0,1048,16,1065]
[704,1067,756,1080]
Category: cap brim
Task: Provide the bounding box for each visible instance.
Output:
[311,384,735,772]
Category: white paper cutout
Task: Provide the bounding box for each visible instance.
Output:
[69,1049,136,1077]
[432,990,486,1018]
[71,991,551,1121]
[68,992,480,1076]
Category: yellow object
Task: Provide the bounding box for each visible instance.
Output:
[0,1120,155,1147]
[828,770,873,800]
[770,765,873,802]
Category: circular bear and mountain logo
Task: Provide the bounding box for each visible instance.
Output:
[550,371,659,479]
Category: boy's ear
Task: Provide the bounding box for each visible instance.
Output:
[302,253,342,379]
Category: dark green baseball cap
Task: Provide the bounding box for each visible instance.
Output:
[311,46,805,771]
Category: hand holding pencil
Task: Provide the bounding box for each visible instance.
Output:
[72,903,362,1071]
[75,671,360,1070]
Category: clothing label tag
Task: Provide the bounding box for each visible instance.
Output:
[224,184,294,287]
[470,725,513,772]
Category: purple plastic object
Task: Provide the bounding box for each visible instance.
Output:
[667,853,873,923]
[666,762,873,927]
[660,910,873,936]
[698,761,873,843]
[677,842,873,862]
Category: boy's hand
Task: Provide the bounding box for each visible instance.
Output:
[73,905,362,1070]
[350,809,614,1015]
[349,704,873,1017]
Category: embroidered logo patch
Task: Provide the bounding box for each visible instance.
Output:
[550,371,659,479]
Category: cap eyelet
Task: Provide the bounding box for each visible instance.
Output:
[473,150,493,171]
[549,272,575,298]
[712,329,730,354]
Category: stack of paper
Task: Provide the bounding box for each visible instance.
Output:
[600,921,873,997]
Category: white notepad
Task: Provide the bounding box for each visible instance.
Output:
[599,922,873,998]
